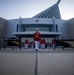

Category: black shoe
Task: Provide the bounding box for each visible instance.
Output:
[36,49,38,51]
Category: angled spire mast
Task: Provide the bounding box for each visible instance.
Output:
[33,0,61,19]
[56,0,61,4]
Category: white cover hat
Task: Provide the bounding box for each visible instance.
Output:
[35,28,39,30]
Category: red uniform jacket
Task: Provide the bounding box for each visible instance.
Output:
[33,32,41,41]
[42,39,46,44]
[25,39,29,44]
[52,39,56,44]
[40,39,46,44]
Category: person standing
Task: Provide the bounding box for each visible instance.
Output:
[25,38,29,49]
[42,38,46,49]
[33,28,41,51]
[40,38,46,49]
[52,38,56,50]
[31,41,34,48]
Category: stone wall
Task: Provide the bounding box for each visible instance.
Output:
[0,17,7,38]
[68,18,74,39]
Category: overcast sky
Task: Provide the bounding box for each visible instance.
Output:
[0,0,74,20]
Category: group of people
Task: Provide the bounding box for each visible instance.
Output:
[0,28,56,51]
[23,28,56,51]
[33,28,56,51]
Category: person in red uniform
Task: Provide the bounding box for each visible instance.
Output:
[25,38,29,49]
[31,41,34,48]
[42,38,46,49]
[52,38,56,50]
[33,28,41,51]
[40,38,46,49]
[29,41,34,48]
[40,39,43,48]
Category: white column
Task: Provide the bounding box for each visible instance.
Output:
[53,17,56,32]
[18,16,22,32]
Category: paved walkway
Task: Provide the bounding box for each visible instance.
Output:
[0,48,74,75]
[0,47,74,53]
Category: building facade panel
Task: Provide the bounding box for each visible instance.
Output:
[1,0,73,44]
[55,19,69,39]
[0,17,7,38]
[68,18,74,39]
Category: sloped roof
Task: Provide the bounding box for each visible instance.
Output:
[33,0,61,19]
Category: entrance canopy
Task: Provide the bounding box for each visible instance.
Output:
[13,31,62,36]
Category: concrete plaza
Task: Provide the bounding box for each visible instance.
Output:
[0,48,74,75]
